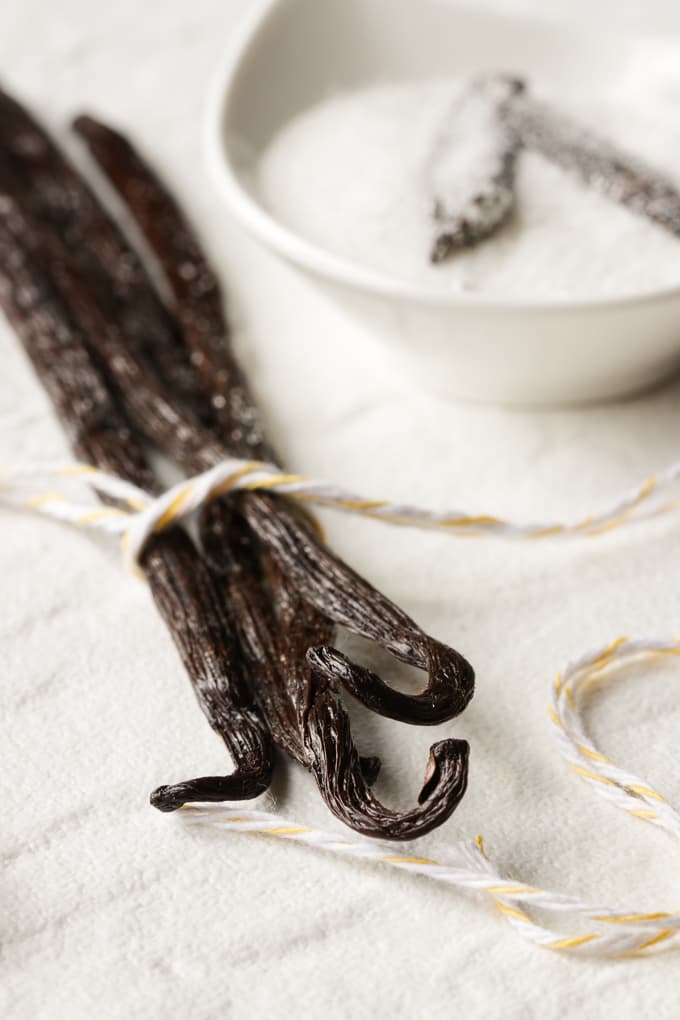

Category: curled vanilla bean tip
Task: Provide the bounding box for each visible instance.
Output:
[239,494,475,727]
[150,770,272,813]
[150,786,186,812]
[307,686,470,839]
[429,73,524,263]
[306,644,474,725]
[418,739,469,804]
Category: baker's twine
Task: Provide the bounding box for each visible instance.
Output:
[182,639,680,959]
[3,457,680,957]
[1,455,680,573]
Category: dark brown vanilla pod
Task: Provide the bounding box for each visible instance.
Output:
[237,491,474,724]
[0,197,273,810]
[0,127,215,472]
[0,86,473,836]
[70,112,474,837]
[73,113,274,463]
[268,557,469,840]
[0,88,204,419]
[428,74,524,263]
[503,88,680,238]
[97,317,472,835]
[72,113,475,728]
[204,502,469,839]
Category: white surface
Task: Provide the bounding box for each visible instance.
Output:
[210,0,680,404]
[2,1,680,1018]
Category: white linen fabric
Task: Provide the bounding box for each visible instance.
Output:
[2,1,680,1016]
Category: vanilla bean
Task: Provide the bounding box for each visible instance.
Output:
[0,88,202,414]
[428,75,524,263]
[73,114,475,727]
[0,96,218,473]
[0,195,273,808]
[267,553,469,839]
[71,116,475,837]
[0,89,299,815]
[504,89,680,237]
[0,88,475,837]
[73,114,273,462]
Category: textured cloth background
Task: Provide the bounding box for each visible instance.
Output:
[2,1,680,1017]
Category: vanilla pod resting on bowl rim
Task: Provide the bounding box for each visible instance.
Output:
[0,86,474,840]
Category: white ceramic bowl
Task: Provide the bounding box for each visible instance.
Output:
[207,0,680,405]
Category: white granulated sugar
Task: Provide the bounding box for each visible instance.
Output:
[257,78,680,299]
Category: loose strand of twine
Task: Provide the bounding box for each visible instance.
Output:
[181,639,680,959]
[1,454,680,574]
[3,457,680,957]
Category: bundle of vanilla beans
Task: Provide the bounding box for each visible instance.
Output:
[0,87,479,840]
[429,73,680,262]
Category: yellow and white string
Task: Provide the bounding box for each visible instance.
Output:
[550,637,680,843]
[2,453,680,573]
[3,457,680,956]
[181,639,680,959]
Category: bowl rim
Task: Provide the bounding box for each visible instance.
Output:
[205,0,680,314]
